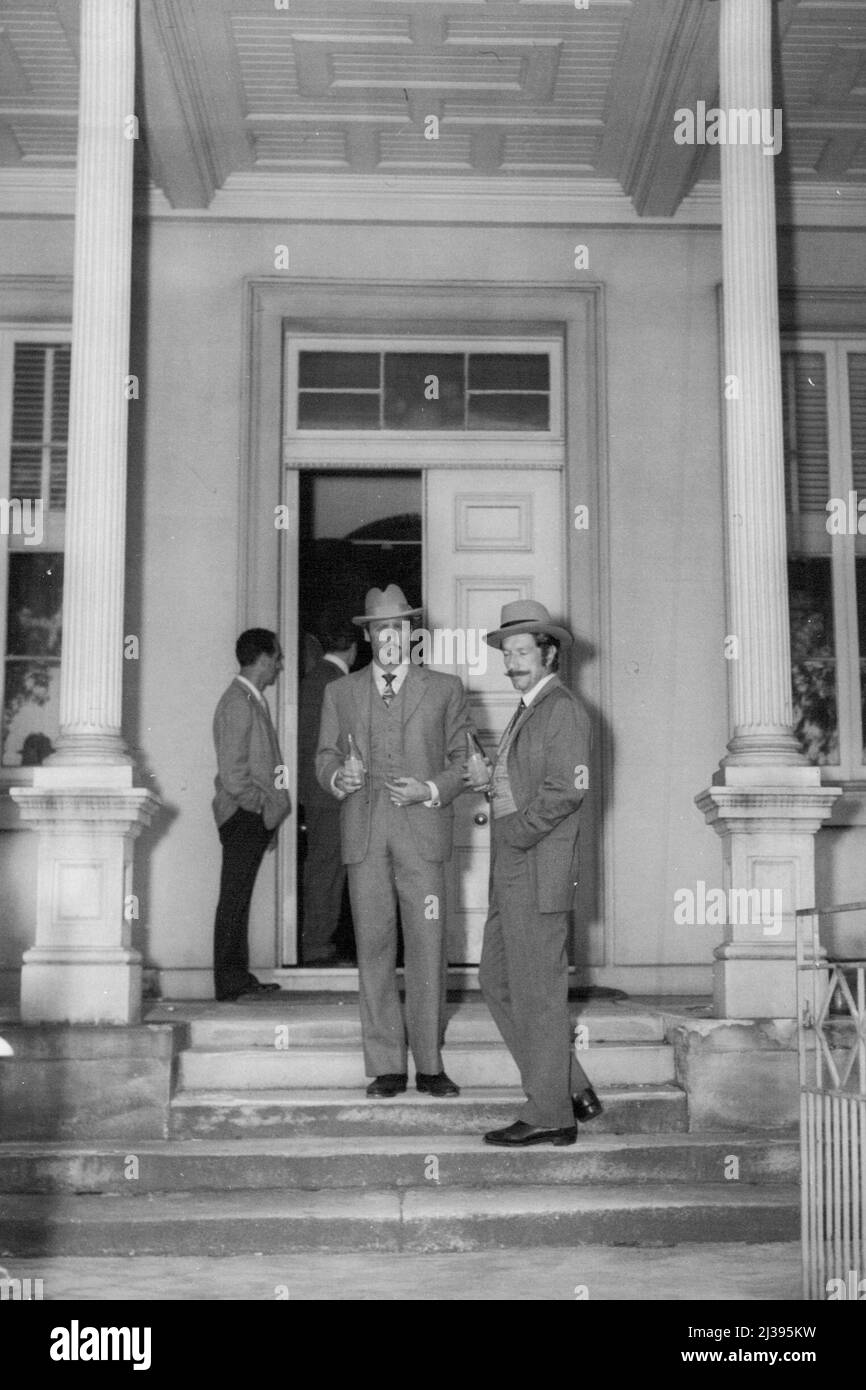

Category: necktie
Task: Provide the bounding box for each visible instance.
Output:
[497,698,526,755]
[382,673,396,708]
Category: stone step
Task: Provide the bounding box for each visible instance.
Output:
[169,1084,688,1138]
[176,1040,676,1091]
[0,1133,799,1194]
[158,1002,665,1051]
[0,1184,800,1256]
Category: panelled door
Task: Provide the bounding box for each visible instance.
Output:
[423,467,565,963]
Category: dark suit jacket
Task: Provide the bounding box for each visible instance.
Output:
[298,657,346,811]
[212,678,291,831]
[496,675,592,912]
[315,663,471,864]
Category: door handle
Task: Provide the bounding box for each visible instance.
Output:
[474,812,488,826]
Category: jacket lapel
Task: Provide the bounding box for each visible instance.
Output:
[399,664,426,726]
[513,674,562,739]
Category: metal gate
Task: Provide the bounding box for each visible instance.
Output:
[796,904,866,1301]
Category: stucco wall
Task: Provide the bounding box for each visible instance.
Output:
[1,213,863,995]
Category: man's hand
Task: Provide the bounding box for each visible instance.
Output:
[386,776,430,806]
[461,760,492,792]
[334,767,364,796]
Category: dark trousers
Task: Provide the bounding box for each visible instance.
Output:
[480,816,591,1129]
[301,803,346,961]
[213,808,272,1000]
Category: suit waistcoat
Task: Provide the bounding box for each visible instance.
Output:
[369,679,410,789]
[490,714,520,819]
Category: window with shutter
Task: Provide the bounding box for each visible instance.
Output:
[782,337,866,776]
[0,331,68,770]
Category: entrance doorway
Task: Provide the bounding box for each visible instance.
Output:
[295,470,422,967]
[282,464,565,968]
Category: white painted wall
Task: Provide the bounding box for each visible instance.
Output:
[0,214,863,994]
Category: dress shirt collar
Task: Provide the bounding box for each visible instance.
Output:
[372,661,410,695]
[235,674,267,707]
[324,653,350,675]
[519,672,556,709]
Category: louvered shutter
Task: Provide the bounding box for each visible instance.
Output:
[782,351,829,515]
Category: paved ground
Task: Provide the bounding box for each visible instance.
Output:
[2,1242,802,1301]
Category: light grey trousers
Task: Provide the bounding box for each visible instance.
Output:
[347,789,448,1077]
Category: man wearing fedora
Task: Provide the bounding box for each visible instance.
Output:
[316,585,472,1098]
[477,600,601,1146]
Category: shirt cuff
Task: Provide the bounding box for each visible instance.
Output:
[423,780,440,808]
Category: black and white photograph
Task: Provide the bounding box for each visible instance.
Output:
[0,0,864,1344]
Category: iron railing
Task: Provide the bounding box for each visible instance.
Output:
[796,903,866,1301]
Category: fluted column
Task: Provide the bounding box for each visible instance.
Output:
[10,0,160,1024]
[719,0,800,767]
[696,0,840,1020]
[53,0,135,765]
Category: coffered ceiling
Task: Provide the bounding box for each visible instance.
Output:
[0,0,864,219]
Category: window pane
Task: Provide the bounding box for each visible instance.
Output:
[849,354,866,496]
[782,352,829,513]
[52,345,71,439]
[2,659,60,767]
[384,353,464,429]
[855,558,866,763]
[9,445,42,500]
[789,557,837,764]
[297,393,380,429]
[468,393,549,431]
[12,344,46,441]
[6,553,64,656]
[49,448,66,509]
[468,353,550,391]
[298,351,379,390]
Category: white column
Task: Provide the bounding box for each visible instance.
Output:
[697,0,840,1017]
[54,0,135,766]
[10,0,160,1024]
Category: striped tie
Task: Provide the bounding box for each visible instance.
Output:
[382,673,396,708]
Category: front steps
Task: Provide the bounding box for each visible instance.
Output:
[0,998,801,1254]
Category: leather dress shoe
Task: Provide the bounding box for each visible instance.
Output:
[366,1073,408,1098]
[484,1120,577,1148]
[572,1087,603,1122]
[416,1071,460,1098]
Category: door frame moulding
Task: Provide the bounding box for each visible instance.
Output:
[240,276,609,969]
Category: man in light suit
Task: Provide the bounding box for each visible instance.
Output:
[316,585,472,1098]
[212,628,291,1002]
[298,611,357,965]
[478,600,602,1146]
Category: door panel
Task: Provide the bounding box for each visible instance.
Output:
[423,469,565,963]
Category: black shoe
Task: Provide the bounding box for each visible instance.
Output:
[247,977,281,992]
[483,1120,577,1148]
[366,1073,408,1098]
[572,1087,603,1122]
[416,1071,460,1098]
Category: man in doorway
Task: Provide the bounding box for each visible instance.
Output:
[298,609,358,965]
[212,628,291,1002]
[477,600,601,1146]
[315,584,471,1098]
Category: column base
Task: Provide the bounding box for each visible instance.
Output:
[20,949,142,1025]
[696,778,841,1019]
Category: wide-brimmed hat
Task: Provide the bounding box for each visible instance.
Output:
[485,599,573,649]
[352,584,423,627]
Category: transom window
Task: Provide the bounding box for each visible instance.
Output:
[286,337,561,437]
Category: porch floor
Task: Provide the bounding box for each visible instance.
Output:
[0,1241,801,1301]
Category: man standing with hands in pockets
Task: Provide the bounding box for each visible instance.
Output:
[475,600,601,1146]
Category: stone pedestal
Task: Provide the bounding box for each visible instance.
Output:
[11,770,160,1023]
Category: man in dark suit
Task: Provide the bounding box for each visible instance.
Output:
[298,612,357,965]
[212,628,291,1002]
[477,600,602,1146]
[316,585,472,1098]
